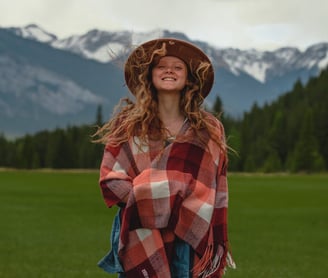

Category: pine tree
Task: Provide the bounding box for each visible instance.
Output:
[213,95,223,115]
[286,109,325,172]
[95,104,104,126]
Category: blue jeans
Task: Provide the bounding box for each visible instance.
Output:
[98,210,124,274]
[98,210,192,277]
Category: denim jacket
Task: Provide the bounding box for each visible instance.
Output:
[98,209,193,278]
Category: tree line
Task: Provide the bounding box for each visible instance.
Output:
[0,67,327,172]
[218,67,328,173]
[0,107,104,169]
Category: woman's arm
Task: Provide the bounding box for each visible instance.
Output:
[99,143,134,207]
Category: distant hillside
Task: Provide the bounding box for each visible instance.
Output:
[0,29,126,137]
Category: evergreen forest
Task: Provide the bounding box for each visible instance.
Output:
[1,67,327,173]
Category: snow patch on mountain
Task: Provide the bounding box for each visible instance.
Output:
[302,43,328,69]
[243,62,270,83]
[220,48,271,83]
[52,29,133,63]
[9,24,57,43]
[273,47,300,62]
[319,54,328,69]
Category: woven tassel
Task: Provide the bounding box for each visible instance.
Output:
[192,243,214,276]
[192,229,215,277]
[192,227,235,278]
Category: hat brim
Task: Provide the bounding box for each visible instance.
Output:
[124,38,214,98]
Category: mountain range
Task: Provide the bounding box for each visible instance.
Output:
[1,24,327,137]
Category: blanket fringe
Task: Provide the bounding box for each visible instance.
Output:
[226,251,236,269]
[192,229,221,278]
[192,243,214,276]
[192,230,236,277]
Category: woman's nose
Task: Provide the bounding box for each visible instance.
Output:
[165,67,173,73]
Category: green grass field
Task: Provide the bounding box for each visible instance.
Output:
[0,170,327,278]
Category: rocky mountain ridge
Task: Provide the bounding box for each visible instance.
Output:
[10,24,328,84]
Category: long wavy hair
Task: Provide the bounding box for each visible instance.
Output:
[93,42,227,153]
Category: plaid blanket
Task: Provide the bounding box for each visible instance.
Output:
[99,116,234,277]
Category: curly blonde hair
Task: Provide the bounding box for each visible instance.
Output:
[93,42,226,153]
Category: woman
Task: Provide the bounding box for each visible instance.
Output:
[95,38,235,277]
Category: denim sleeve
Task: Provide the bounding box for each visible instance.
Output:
[98,209,124,273]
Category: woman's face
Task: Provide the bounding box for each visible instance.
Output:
[151,56,188,93]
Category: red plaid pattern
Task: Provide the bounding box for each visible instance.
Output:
[99,114,234,277]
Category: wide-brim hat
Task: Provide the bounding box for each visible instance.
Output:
[124,38,214,98]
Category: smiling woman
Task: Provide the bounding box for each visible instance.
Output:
[93,38,235,278]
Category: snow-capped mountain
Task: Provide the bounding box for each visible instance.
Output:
[51,29,185,64]
[1,24,327,136]
[52,29,132,63]
[12,24,328,84]
[211,44,328,83]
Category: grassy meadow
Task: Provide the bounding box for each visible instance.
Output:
[0,170,327,278]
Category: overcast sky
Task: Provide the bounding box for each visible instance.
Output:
[0,0,327,50]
